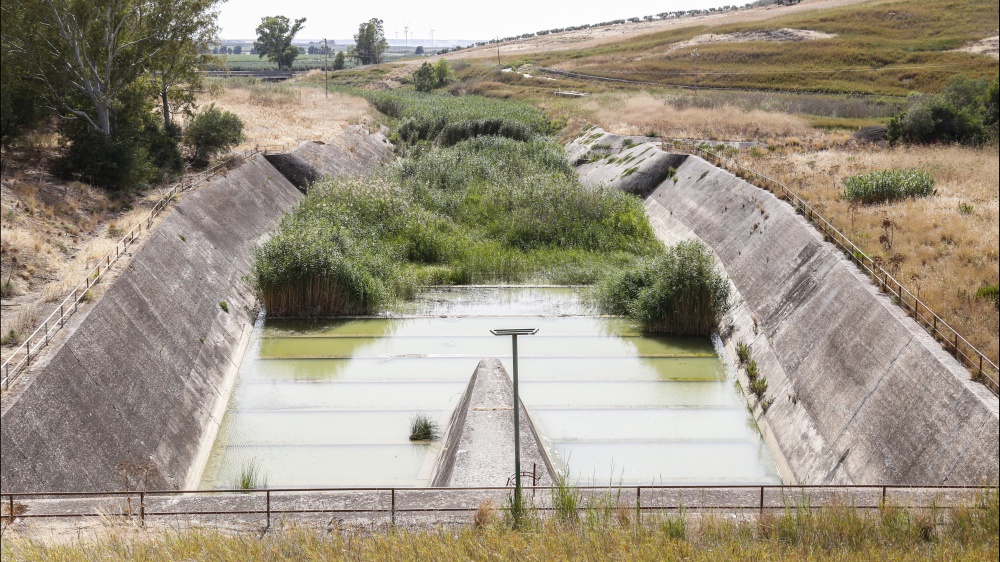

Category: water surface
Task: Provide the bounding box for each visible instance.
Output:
[200,287,780,488]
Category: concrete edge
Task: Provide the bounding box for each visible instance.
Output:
[183,312,257,489]
[429,362,481,487]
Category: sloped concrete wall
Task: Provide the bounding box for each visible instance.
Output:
[1,127,396,493]
[0,156,301,492]
[572,129,999,485]
[265,125,395,190]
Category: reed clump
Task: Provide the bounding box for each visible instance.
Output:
[595,240,731,336]
[843,168,936,204]
[252,134,660,316]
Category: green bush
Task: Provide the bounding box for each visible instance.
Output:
[53,127,157,191]
[843,168,935,204]
[595,241,731,336]
[888,75,999,146]
[183,104,244,167]
[976,285,999,310]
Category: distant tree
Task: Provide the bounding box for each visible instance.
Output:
[332,50,346,70]
[414,45,424,55]
[254,15,306,70]
[433,59,453,86]
[351,18,388,65]
[233,45,242,54]
[307,45,316,55]
[412,62,436,91]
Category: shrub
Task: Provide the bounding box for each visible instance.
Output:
[976,285,999,311]
[183,104,244,167]
[888,75,998,146]
[595,241,731,336]
[750,376,769,399]
[746,359,760,381]
[843,168,935,204]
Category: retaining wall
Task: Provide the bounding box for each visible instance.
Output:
[1,127,395,493]
[572,129,999,485]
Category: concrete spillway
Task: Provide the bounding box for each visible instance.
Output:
[1,127,394,493]
[432,359,555,488]
[569,128,999,486]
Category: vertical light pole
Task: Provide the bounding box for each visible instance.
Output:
[490,328,538,495]
[323,38,329,98]
[691,48,700,96]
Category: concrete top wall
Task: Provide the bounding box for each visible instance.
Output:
[572,129,999,485]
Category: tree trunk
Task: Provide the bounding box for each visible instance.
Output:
[161,88,171,129]
[97,104,112,137]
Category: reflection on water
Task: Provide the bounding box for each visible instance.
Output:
[200,287,780,489]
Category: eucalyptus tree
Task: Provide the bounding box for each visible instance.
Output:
[351,18,388,66]
[149,0,223,130]
[253,15,306,70]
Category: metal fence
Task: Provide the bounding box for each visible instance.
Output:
[2,485,992,529]
[688,146,999,395]
[0,147,282,391]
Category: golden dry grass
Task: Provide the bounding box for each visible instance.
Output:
[743,144,1000,363]
[565,92,814,140]
[198,77,374,150]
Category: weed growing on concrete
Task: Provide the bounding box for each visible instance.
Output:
[218,301,229,313]
[750,376,769,399]
[474,499,498,527]
[409,413,439,441]
[736,341,751,364]
[746,359,760,381]
[504,490,538,530]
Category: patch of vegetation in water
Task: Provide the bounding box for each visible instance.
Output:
[252,133,660,316]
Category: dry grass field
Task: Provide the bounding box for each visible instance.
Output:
[198,75,374,149]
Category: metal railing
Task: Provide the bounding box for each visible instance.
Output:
[1,149,266,391]
[688,146,999,394]
[2,485,992,528]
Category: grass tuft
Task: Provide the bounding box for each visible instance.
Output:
[409,413,439,441]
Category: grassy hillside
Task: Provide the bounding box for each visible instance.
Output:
[513,0,998,95]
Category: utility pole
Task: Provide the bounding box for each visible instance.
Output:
[691,48,700,96]
[324,38,328,98]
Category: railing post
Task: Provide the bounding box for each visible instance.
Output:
[139,491,145,525]
[882,486,887,506]
[760,486,764,517]
[636,486,642,525]
[391,488,396,527]
[265,489,271,529]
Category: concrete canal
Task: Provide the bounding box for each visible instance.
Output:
[200,287,780,488]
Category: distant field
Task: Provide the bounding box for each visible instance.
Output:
[223,49,427,71]
[454,0,998,95]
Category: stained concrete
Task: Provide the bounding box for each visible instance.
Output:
[431,359,555,488]
[1,127,395,493]
[572,128,999,486]
[264,125,395,190]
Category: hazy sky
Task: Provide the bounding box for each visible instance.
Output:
[217,0,738,41]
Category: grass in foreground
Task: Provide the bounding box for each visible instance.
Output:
[3,493,996,561]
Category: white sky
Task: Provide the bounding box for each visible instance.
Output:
[217,0,739,42]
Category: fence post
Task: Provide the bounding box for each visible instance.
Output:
[139,491,145,525]
[759,486,764,517]
[882,486,887,506]
[391,488,396,527]
[265,490,271,529]
[636,486,642,525]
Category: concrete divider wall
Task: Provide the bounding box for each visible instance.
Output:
[1,127,395,493]
[573,129,999,485]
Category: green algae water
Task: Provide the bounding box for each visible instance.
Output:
[200,287,780,488]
